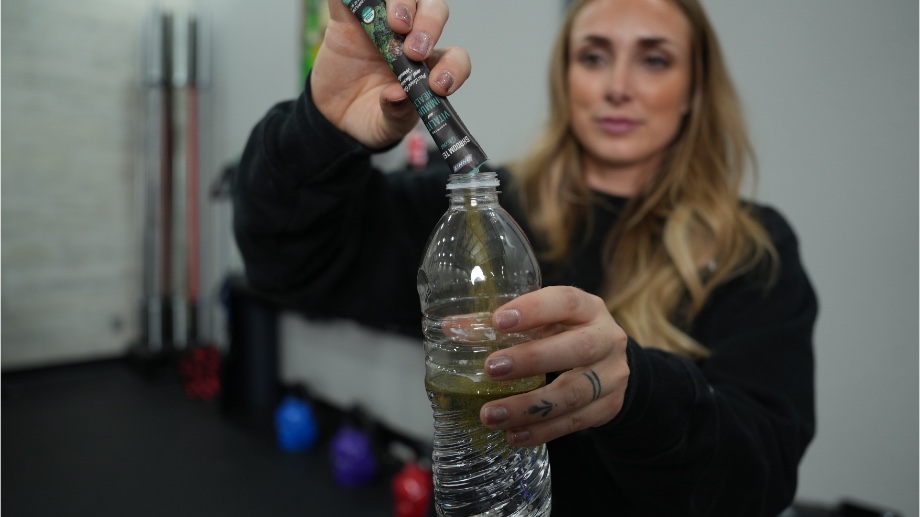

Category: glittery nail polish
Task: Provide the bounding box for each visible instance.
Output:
[483,406,509,425]
[486,356,513,377]
[436,71,454,93]
[408,31,431,57]
[494,309,521,330]
[394,4,411,28]
[510,430,531,445]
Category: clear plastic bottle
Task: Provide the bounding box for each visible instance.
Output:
[416,172,552,516]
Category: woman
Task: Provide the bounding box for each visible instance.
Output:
[233,0,817,514]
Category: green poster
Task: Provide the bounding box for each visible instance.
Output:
[301,0,329,86]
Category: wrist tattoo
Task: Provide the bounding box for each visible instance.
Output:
[584,370,602,402]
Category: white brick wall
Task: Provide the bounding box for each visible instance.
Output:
[2,0,194,368]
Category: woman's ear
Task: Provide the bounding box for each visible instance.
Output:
[681,91,692,115]
[681,88,696,116]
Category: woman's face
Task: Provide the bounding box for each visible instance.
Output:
[567,0,693,191]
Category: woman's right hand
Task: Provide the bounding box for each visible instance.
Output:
[313,0,471,150]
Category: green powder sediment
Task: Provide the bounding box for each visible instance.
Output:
[426,373,545,454]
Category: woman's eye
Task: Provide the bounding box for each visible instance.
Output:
[578,52,606,68]
[644,54,671,69]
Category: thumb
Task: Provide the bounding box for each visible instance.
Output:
[377,83,422,143]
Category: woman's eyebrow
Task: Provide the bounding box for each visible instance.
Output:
[577,34,613,50]
[576,34,674,50]
[637,36,672,49]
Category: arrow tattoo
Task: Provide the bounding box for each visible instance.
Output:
[527,400,555,418]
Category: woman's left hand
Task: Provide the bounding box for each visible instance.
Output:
[480,286,630,447]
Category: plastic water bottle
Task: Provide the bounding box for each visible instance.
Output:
[417,172,552,516]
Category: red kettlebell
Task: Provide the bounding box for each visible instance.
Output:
[392,460,433,517]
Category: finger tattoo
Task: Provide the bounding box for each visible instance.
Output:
[527,400,555,418]
[583,370,602,402]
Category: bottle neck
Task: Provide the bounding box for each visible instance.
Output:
[446,172,500,209]
[449,187,499,209]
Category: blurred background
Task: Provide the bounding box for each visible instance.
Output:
[2,1,917,516]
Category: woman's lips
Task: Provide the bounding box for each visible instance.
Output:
[597,117,640,134]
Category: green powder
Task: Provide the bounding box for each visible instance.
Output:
[426,373,545,454]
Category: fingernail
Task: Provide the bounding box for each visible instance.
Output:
[407,31,431,57]
[494,309,520,330]
[394,4,412,28]
[485,356,513,377]
[510,430,531,445]
[435,71,454,93]
[482,406,509,425]
[383,95,409,109]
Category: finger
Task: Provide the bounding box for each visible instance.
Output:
[481,369,628,447]
[327,0,360,23]
[403,0,449,61]
[493,286,608,334]
[376,83,421,140]
[386,1,416,34]
[440,312,494,343]
[484,323,616,380]
[427,46,471,96]
[506,392,625,447]
[482,367,614,430]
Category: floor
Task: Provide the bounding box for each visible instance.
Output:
[2,358,422,517]
[2,358,889,517]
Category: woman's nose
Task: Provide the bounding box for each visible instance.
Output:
[605,60,631,105]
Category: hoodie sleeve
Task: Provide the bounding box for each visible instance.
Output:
[582,206,817,516]
[231,75,450,336]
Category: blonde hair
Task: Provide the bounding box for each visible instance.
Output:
[510,0,777,359]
